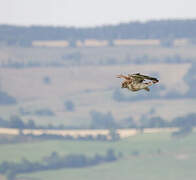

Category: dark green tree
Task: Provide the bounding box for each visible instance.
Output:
[90,110,116,129]
[105,149,117,161]
[64,100,75,112]
[9,116,25,129]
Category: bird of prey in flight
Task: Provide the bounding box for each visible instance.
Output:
[116,73,159,92]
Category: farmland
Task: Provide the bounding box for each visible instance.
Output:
[0,44,196,180]
[1,132,192,180]
[0,44,196,128]
[0,64,195,126]
[0,127,178,138]
[1,45,196,65]
[1,21,196,180]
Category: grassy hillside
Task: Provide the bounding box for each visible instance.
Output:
[9,132,196,180]
[0,132,195,163]
[19,156,196,180]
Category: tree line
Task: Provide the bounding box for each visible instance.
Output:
[1,112,196,131]
[0,149,117,180]
[1,19,196,45]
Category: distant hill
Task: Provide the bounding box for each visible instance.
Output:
[0,19,196,45]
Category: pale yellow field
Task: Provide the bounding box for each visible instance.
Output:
[0,127,178,138]
[0,45,195,127]
[31,38,190,48]
[0,63,194,126]
[114,39,160,46]
[0,63,190,99]
[32,40,69,47]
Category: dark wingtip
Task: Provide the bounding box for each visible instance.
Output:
[153,79,159,83]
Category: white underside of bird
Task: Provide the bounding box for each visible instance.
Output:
[127,81,153,92]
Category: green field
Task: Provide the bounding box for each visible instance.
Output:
[19,155,196,180]
[1,132,196,180]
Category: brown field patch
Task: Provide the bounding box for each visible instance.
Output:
[0,63,190,99]
[32,40,69,47]
[114,39,160,46]
[0,63,193,125]
[77,39,108,47]
[174,38,189,46]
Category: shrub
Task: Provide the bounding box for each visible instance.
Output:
[90,110,116,129]
[34,108,55,116]
[64,100,75,112]
[43,76,51,84]
[0,91,17,105]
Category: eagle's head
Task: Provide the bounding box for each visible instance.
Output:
[121,81,128,88]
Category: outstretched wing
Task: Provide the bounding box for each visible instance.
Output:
[116,74,131,80]
[128,73,159,83]
[128,73,145,83]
